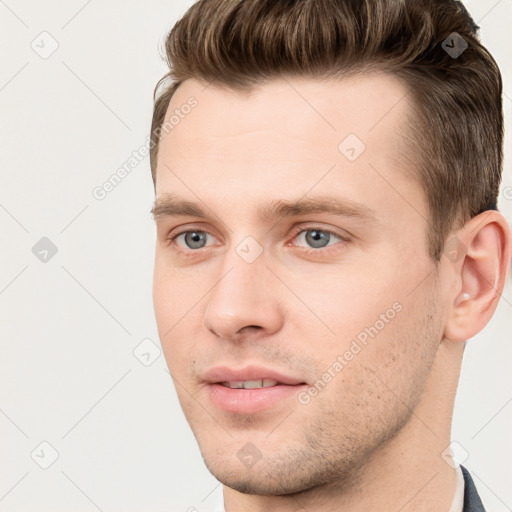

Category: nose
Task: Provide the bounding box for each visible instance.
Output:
[202,249,284,342]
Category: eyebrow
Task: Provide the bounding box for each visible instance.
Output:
[151,194,377,223]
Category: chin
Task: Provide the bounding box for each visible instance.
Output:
[200,446,353,497]
[206,465,307,496]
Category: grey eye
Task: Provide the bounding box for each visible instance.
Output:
[183,231,208,249]
[304,229,332,248]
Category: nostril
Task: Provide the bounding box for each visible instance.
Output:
[238,325,263,334]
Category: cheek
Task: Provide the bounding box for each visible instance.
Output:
[153,270,172,335]
[153,261,195,371]
[285,265,401,353]
[303,298,439,442]
[295,264,437,389]
[153,256,192,326]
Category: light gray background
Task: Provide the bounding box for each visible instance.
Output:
[0,1,511,510]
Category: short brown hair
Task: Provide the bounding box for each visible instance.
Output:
[150,0,503,261]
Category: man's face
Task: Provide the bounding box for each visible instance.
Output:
[152,74,448,494]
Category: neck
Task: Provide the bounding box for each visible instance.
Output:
[223,338,464,512]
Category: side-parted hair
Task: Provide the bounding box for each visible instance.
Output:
[150,0,503,261]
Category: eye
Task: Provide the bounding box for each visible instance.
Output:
[293,228,345,249]
[167,226,347,254]
[173,230,215,250]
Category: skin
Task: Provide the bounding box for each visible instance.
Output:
[152,73,511,511]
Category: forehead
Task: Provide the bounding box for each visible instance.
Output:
[163,72,410,138]
[155,73,418,217]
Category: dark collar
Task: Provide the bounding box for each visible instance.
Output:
[461,466,486,512]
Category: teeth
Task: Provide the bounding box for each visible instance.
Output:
[220,379,278,389]
[223,381,244,389]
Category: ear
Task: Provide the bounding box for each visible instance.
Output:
[443,211,512,342]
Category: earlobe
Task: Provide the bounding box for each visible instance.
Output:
[444,211,511,342]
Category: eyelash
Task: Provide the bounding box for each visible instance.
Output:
[166,225,350,257]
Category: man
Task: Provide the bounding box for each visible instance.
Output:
[149,0,511,510]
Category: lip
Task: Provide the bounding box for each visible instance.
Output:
[203,365,308,414]
[203,365,306,386]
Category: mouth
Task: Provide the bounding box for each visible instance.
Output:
[203,366,308,414]
[219,379,280,389]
